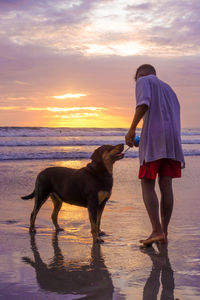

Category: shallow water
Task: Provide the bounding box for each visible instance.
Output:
[0,157,200,299]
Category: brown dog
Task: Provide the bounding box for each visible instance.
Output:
[21,144,124,243]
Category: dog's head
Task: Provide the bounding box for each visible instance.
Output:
[90,144,124,173]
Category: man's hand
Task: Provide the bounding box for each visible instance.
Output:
[125,104,148,147]
[125,129,135,147]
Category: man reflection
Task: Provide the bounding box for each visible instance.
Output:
[142,244,175,300]
[22,233,114,299]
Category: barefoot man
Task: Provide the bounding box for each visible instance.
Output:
[125,64,185,246]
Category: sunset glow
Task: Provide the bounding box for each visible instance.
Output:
[0,0,199,127]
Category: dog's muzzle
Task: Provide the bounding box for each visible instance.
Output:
[111,144,124,161]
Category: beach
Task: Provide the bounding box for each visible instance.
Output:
[0,155,200,300]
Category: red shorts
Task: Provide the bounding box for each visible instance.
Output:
[139,159,181,180]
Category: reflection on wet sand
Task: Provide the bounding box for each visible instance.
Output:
[141,244,176,300]
[22,233,114,299]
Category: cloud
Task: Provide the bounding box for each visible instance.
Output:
[0,106,106,113]
[1,0,200,56]
[126,0,200,55]
[53,112,99,119]
[53,93,87,99]
[0,106,19,110]
[0,0,102,55]
[127,3,152,10]
[26,106,105,112]
[13,80,31,85]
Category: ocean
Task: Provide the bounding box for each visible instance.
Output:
[0,127,200,161]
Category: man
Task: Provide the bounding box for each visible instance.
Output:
[125,64,185,246]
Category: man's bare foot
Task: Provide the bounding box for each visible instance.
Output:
[140,232,166,246]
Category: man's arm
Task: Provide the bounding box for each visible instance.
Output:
[125,104,148,147]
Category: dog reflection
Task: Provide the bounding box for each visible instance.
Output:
[22,233,114,299]
[142,244,175,300]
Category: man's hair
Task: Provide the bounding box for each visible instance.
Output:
[135,64,156,80]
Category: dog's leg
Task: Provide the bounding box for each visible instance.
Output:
[97,191,110,236]
[29,184,48,233]
[97,201,107,236]
[51,194,63,231]
[88,205,103,243]
[30,197,47,233]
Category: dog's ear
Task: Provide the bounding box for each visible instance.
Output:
[90,148,101,162]
[90,145,113,162]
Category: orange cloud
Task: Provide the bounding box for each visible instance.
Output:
[0,106,19,110]
[25,106,105,112]
[53,112,99,119]
[53,93,87,99]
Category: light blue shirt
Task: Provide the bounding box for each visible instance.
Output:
[136,75,185,166]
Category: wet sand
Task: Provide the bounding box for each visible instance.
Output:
[0,157,200,299]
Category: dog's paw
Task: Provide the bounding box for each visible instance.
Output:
[95,237,104,244]
[29,228,36,234]
[56,227,64,232]
[99,231,106,236]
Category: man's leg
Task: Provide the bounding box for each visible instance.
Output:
[158,176,173,237]
[141,178,164,243]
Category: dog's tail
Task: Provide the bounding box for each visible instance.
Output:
[21,191,35,200]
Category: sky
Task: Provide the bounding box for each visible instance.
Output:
[0,0,200,128]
